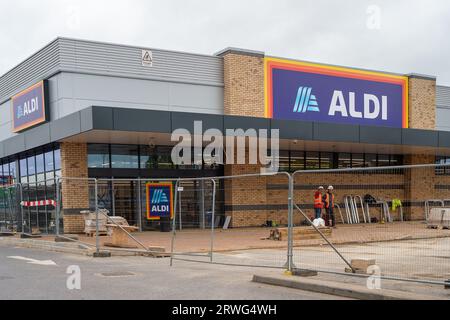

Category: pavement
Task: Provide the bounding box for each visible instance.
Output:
[0,244,349,300]
[28,221,450,254]
[252,272,450,300]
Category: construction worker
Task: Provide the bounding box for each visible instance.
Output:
[314,186,324,219]
[324,186,336,227]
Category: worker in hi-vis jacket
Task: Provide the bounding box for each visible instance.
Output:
[313,186,324,219]
[324,186,336,227]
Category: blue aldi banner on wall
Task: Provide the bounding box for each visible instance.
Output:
[146,183,174,220]
[12,80,49,132]
[265,58,409,128]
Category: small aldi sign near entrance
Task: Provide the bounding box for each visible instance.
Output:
[146,183,174,220]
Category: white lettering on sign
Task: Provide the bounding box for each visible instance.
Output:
[329,91,348,117]
[329,90,387,120]
[152,205,170,212]
[22,97,40,116]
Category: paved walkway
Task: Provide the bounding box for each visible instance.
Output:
[32,221,450,253]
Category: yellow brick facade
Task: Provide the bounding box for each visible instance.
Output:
[408,76,436,130]
[222,50,265,117]
[220,50,440,227]
[60,142,89,234]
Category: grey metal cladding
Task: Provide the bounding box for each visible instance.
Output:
[402,128,438,147]
[3,135,25,156]
[50,112,82,141]
[0,38,223,104]
[171,112,223,133]
[436,85,450,107]
[91,106,114,130]
[360,126,402,145]
[112,108,170,133]
[438,131,450,148]
[0,39,60,103]
[80,107,95,132]
[313,122,359,142]
[271,119,313,140]
[0,142,4,158]
[24,123,51,150]
[58,38,223,85]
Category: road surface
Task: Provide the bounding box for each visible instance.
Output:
[0,244,346,300]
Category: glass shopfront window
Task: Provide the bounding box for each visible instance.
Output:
[290,151,305,171]
[364,154,377,167]
[278,151,290,172]
[305,152,320,170]
[320,152,333,169]
[436,156,450,175]
[111,145,139,169]
[377,154,390,167]
[390,155,403,166]
[338,153,352,168]
[88,144,110,168]
[54,149,61,171]
[351,154,365,168]
[156,146,175,169]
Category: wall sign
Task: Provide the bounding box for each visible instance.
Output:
[142,49,153,67]
[265,58,409,128]
[12,80,49,133]
[146,183,174,220]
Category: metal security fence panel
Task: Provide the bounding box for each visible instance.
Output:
[55,177,98,236]
[170,172,292,270]
[0,183,22,233]
[20,179,58,234]
[292,164,450,284]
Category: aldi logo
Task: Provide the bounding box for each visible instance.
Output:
[265,58,409,128]
[12,80,49,132]
[293,86,319,113]
[146,183,173,220]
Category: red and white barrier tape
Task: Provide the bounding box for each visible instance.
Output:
[20,200,57,207]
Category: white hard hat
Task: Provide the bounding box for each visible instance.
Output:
[328,186,334,190]
[318,186,324,189]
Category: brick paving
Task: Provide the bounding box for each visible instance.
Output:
[34,221,450,253]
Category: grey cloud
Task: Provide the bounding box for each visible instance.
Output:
[0,0,449,84]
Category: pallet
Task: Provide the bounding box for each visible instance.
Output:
[85,230,108,237]
[269,226,332,241]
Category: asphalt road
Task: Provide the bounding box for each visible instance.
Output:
[0,245,345,300]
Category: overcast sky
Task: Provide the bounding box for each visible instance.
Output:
[1,0,449,85]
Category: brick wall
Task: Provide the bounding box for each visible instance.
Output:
[60,142,89,234]
[218,50,440,227]
[221,49,265,117]
[408,75,436,130]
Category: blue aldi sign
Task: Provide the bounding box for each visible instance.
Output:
[146,183,174,220]
[12,80,49,133]
[265,58,409,128]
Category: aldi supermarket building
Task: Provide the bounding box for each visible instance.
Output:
[1,37,450,234]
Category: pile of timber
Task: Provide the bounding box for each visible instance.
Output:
[269,226,332,241]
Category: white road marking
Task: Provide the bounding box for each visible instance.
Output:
[7,256,57,266]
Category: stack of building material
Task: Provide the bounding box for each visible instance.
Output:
[106,216,131,236]
[269,226,332,241]
[345,259,376,274]
[427,208,450,229]
[82,209,108,236]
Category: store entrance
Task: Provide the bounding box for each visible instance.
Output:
[96,179,138,227]
[93,173,223,231]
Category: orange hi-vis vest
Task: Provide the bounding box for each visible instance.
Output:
[314,192,323,208]
[325,193,335,209]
